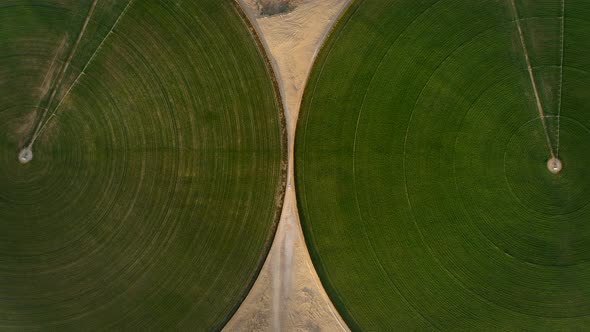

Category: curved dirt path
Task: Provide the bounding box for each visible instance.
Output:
[224,0,352,330]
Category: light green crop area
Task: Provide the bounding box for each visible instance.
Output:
[0,0,285,329]
[296,0,590,330]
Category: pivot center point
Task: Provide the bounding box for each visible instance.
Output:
[18,147,33,164]
[547,157,562,174]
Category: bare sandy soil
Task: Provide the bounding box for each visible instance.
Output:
[225,0,352,331]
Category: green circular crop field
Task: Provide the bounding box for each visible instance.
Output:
[296,0,590,330]
[0,0,285,329]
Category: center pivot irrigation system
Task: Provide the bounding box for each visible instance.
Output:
[1,0,285,329]
[2,0,589,330]
[296,0,590,330]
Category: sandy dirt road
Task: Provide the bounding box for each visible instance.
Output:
[224,0,352,331]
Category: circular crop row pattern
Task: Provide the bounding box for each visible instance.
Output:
[0,0,285,329]
[297,0,590,330]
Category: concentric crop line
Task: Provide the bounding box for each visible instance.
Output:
[451,79,541,267]
[298,1,438,328]
[297,5,366,329]
[348,5,451,329]
[320,0,447,328]
[399,23,540,318]
[508,0,556,159]
[28,0,99,147]
[350,5,520,324]
[30,0,136,147]
[557,0,566,157]
[300,0,363,242]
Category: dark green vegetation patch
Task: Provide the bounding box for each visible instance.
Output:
[296,0,590,329]
[0,0,285,329]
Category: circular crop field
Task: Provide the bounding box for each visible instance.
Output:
[0,0,285,330]
[296,0,590,330]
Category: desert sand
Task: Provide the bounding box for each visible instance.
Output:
[224,0,352,331]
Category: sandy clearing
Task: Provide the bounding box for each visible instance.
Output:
[224,0,351,331]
